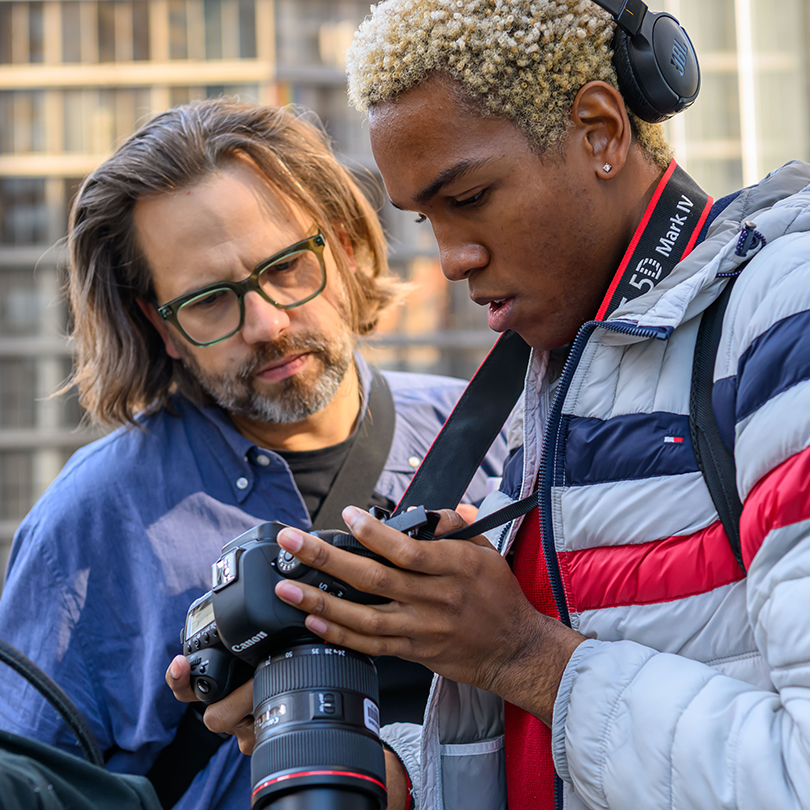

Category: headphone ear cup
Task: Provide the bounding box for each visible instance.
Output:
[611,29,665,123]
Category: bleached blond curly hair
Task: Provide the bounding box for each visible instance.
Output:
[346,0,672,167]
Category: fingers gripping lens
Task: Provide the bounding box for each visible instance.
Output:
[157,233,327,347]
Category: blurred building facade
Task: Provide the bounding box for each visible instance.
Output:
[0,0,809,564]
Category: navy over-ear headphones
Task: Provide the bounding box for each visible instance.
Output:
[590,0,700,122]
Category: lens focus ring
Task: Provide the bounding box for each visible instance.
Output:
[255,647,379,703]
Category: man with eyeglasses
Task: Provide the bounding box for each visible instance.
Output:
[0,99,507,810]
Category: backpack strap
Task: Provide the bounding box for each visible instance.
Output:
[447,280,752,554]
[689,275,745,572]
[312,367,396,530]
[394,330,531,514]
[393,283,749,573]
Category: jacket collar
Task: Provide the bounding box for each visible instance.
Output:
[611,161,810,332]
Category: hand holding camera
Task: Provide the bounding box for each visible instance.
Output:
[270,506,584,722]
[176,507,440,810]
[166,657,411,810]
[171,504,578,809]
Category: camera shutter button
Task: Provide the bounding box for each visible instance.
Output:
[277,550,302,576]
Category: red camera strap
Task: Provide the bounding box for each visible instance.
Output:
[394,161,711,542]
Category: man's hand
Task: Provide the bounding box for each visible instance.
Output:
[165,655,196,702]
[273,507,585,725]
[165,656,410,806]
[165,655,257,754]
[454,502,478,525]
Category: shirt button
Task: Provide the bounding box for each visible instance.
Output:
[236,477,249,490]
[256,454,270,466]
[408,456,420,469]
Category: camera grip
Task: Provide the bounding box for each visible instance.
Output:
[189,646,253,704]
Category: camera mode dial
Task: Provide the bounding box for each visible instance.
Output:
[276,549,303,576]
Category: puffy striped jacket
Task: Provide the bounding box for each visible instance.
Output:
[381,160,810,810]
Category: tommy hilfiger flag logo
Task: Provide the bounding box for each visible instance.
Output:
[664,436,684,444]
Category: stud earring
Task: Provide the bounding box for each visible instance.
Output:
[602,163,612,173]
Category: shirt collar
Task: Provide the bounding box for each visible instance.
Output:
[175,351,372,503]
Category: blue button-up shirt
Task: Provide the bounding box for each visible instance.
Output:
[0,356,506,810]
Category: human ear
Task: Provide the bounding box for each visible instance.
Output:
[136,298,183,360]
[335,226,357,274]
[570,81,632,179]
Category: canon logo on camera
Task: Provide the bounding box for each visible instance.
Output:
[232,631,268,652]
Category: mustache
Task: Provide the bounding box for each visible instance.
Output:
[236,333,331,381]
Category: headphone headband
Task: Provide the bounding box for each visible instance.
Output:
[589,0,700,122]
[590,0,646,36]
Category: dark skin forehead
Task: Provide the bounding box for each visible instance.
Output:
[368,73,663,351]
[369,76,519,203]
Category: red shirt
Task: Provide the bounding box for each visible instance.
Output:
[505,506,559,810]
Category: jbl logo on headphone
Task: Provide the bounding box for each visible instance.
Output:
[590,0,700,121]
[670,38,689,77]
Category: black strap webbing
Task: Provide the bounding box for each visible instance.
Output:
[399,278,749,569]
[689,276,745,572]
[394,330,531,515]
[439,490,539,541]
[147,368,397,808]
[313,368,396,530]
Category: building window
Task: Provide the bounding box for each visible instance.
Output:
[0,4,12,65]
[0,179,48,246]
[238,0,256,59]
[168,0,189,60]
[0,91,46,154]
[61,1,83,63]
[0,360,37,429]
[133,2,150,61]
[0,268,48,337]
[27,1,44,64]
[97,1,117,63]
[0,453,33,521]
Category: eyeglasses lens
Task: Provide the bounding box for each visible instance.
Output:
[175,246,324,344]
[257,248,323,306]
[176,288,241,346]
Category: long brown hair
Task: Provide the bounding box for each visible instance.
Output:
[66,98,401,426]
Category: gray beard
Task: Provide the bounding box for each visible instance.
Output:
[178,330,355,424]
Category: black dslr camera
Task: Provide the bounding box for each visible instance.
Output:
[181,507,438,810]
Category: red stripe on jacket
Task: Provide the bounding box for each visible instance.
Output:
[557,520,744,613]
[505,507,558,810]
[741,444,810,568]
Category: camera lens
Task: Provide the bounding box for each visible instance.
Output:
[251,642,386,810]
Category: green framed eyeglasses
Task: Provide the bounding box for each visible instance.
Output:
[156,232,327,347]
